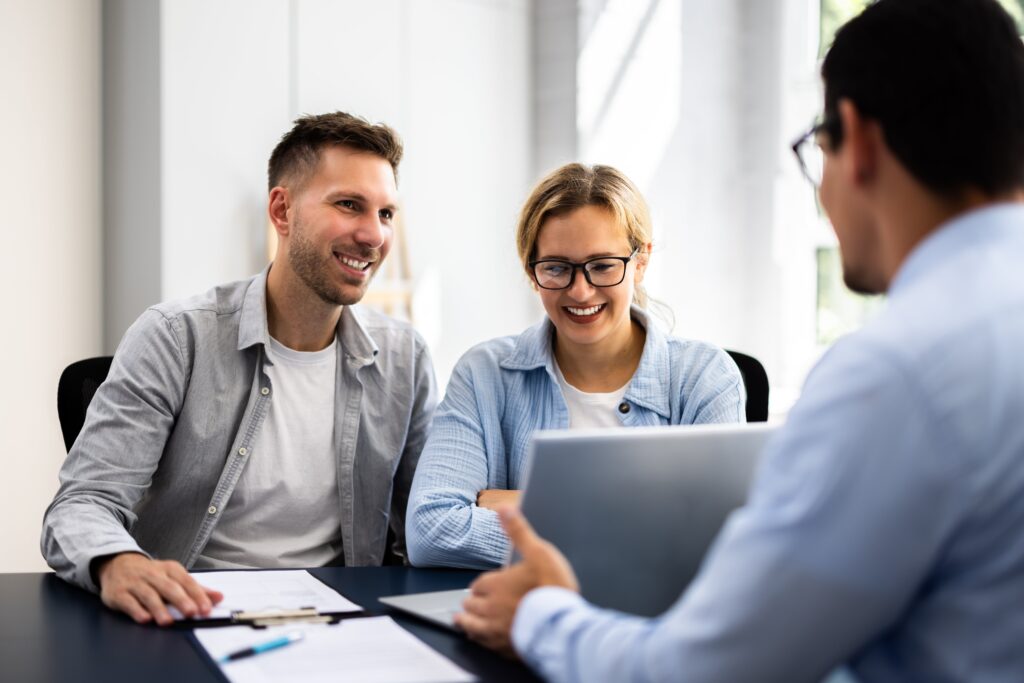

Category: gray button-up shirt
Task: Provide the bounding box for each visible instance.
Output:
[41,267,437,592]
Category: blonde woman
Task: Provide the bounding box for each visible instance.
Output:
[406,163,745,568]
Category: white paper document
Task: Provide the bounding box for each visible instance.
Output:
[172,569,361,621]
[194,616,477,683]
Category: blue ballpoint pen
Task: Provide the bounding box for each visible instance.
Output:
[219,631,305,664]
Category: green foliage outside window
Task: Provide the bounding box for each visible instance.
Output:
[816,247,885,346]
[821,0,1024,58]
[819,0,871,57]
[997,0,1024,32]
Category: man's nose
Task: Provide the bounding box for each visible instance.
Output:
[353,214,386,249]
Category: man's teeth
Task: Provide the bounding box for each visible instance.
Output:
[339,255,370,270]
[567,304,603,316]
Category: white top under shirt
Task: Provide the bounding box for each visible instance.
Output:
[553,360,630,429]
[195,335,343,569]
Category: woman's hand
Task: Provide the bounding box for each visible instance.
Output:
[477,489,522,511]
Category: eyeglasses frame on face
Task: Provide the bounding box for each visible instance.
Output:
[528,247,641,291]
[791,116,840,188]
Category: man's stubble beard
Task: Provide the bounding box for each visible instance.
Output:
[288,220,373,307]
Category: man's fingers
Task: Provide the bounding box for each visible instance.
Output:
[204,587,225,606]
[164,562,223,610]
[130,584,174,626]
[150,574,199,618]
[454,609,492,639]
[167,566,214,613]
[107,591,152,624]
[461,593,496,618]
[468,569,503,597]
[455,611,515,657]
[498,506,544,557]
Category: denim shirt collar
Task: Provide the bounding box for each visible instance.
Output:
[237,264,379,363]
[500,305,672,419]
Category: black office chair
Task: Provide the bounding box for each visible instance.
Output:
[725,350,769,423]
[57,356,113,453]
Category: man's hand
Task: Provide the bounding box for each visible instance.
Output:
[95,553,224,626]
[455,506,579,656]
[476,489,522,511]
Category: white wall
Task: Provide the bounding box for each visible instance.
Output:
[288,0,537,382]
[111,0,536,387]
[0,0,102,572]
[160,0,292,301]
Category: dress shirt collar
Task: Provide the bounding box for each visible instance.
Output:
[889,202,1024,299]
[500,305,673,419]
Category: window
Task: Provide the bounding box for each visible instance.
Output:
[819,0,871,57]
[997,0,1024,33]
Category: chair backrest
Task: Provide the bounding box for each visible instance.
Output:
[725,350,769,423]
[57,356,113,453]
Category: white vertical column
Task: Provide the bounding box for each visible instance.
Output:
[103,0,162,350]
[0,0,102,572]
[535,0,579,176]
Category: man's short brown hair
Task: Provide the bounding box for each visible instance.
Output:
[267,111,403,191]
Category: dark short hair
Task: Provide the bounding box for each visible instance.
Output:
[267,111,403,191]
[822,0,1024,196]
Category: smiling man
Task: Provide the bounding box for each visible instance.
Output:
[41,112,437,625]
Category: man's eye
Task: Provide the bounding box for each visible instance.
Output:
[337,199,357,210]
[380,209,394,221]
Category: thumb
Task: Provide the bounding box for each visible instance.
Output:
[499,506,545,558]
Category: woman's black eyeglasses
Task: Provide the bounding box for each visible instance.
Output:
[528,248,640,290]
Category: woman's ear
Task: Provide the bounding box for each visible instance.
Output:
[633,242,653,283]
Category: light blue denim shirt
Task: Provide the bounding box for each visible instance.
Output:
[406,307,746,569]
[512,204,1024,683]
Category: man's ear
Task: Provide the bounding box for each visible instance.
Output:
[268,186,291,238]
[837,98,880,188]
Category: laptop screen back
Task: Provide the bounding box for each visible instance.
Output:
[518,423,777,617]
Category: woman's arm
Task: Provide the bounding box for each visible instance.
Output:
[682,345,747,425]
[406,356,512,569]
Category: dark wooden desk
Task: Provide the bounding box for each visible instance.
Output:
[0,567,541,683]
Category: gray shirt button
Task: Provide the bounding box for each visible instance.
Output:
[207,505,218,515]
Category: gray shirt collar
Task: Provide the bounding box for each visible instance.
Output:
[237,264,379,363]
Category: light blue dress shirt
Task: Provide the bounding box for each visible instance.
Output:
[512,204,1024,682]
[406,307,746,568]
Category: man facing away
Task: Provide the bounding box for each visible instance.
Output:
[456,1,1024,680]
[41,112,437,626]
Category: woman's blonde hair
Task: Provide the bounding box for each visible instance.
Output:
[515,163,653,307]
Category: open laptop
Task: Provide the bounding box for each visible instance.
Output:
[379,422,777,627]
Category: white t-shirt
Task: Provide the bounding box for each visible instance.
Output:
[195,335,343,569]
[553,360,630,429]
